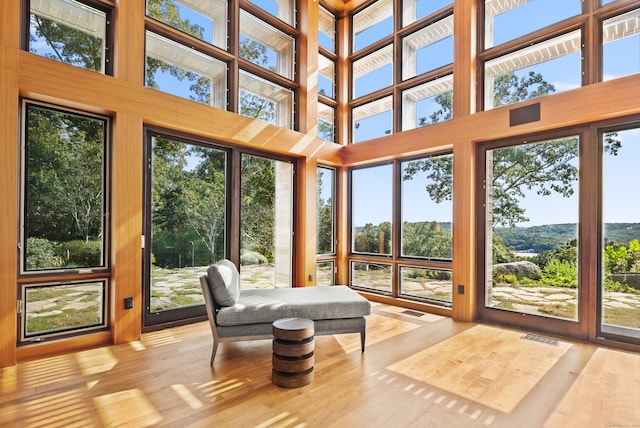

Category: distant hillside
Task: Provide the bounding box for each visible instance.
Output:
[495,223,640,253]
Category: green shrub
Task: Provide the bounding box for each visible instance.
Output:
[56,240,102,267]
[542,259,577,287]
[26,237,60,270]
[494,273,517,284]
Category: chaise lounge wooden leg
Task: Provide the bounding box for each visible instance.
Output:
[360,328,366,352]
[210,339,219,365]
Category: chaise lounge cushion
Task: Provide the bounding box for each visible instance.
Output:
[207,259,240,307]
[216,285,371,326]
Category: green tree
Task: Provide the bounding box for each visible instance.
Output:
[185,147,227,262]
[402,221,451,258]
[419,91,453,126]
[241,155,277,262]
[145,0,211,104]
[316,169,334,254]
[354,222,391,254]
[30,14,103,71]
[604,239,640,274]
[26,106,104,244]
[407,71,574,227]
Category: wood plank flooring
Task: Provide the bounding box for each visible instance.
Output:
[0,302,639,427]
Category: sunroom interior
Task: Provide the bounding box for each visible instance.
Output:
[2,0,640,377]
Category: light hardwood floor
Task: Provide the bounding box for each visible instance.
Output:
[1,302,639,428]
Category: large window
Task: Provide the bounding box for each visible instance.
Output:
[20,101,109,341]
[144,130,296,326]
[600,125,640,341]
[351,164,393,255]
[27,0,111,73]
[349,155,454,304]
[240,154,294,288]
[350,0,454,143]
[481,134,580,322]
[316,166,336,285]
[145,134,227,325]
[318,4,338,143]
[400,154,453,259]
[145,0,298,130]
[481,1,640,111]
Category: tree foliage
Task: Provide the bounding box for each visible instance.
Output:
[29,14,103,71]
[26,107,104,244]
[408,71,574,227]
[316,169,334,254]
[241,155,277,262]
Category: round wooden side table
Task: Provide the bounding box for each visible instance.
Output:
[272,318,315,388]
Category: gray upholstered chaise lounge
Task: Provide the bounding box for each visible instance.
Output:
[199,259,371,365]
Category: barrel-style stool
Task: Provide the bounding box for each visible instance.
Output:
[272,318,314,388]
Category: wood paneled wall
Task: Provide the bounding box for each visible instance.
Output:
[1,0,640,368]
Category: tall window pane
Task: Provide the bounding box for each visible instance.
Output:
[485,136,580,321]
[146,0,227,50]
[603,8,640,81]
[601,127,640,337]
[351,164,393,255]
[318,54,335,98]
[239,71,293,129]
[353,0,393,52]
[28,0,108,73]
[402,74,453,130]
[317,166,335,255]
[401,153,453,259]
[402,14,453,80]
[240,11,295,80]
[318,103,335,142]
[23,103,107,272]
[149,137,227,312]
[484,0,581,49]
[241,154,293,288]
[484,31,582,110]
[145,31,227,109]
[353,96,393,143]
[319,5,336,52]
[353,45,393,98]
[403,0,452,27]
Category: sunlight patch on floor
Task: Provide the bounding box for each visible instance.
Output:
[75,347,118,376]
[334,313,421,353]
[387,325,572,413]
[94,388,163,427]
[544,347,640,427]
